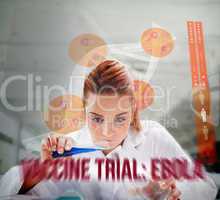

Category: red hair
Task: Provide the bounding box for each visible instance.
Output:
[83,60,142,133]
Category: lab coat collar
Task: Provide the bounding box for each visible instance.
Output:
[100,127,146,159]
[124,127,146,148]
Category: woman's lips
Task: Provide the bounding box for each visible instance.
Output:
[95,139,116,147]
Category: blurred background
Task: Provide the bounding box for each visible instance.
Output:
[0,0,219,196]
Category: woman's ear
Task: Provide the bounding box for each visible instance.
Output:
[84,106,88,121]
[130,97,142,133]
[131,99,137,122]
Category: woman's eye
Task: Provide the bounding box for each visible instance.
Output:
[115,117,126,124]
[92,117,104,124]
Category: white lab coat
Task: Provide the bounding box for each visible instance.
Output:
[0,120,218,200]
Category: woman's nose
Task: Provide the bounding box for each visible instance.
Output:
[102,122,114,137]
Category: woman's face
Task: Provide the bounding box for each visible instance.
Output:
[85,93,133,151]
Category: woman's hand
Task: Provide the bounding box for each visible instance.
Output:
[145,179,181,200]
[41,134,75,161]
[129,178,181,200]
[161,179,181,200]
[19,134,75,194]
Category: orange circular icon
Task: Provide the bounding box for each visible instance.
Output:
[133,80,154,110]
[141,28,174,58]
[68,33,108,67]
[44,95,85,134]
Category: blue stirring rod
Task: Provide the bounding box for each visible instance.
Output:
[52,146,105,158]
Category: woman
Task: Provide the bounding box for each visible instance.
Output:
[0,60,218,199]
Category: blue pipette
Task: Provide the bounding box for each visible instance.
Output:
[52,146,106,158]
